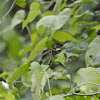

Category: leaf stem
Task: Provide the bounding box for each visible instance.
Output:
[26,25,31,38]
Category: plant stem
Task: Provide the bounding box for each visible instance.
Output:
[66,82,100,96]
[26,25,31,38]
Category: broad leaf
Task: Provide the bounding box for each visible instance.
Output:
[22,2,40,29]
[0,83,15,100]
[0,72,11,80]
[2,10,25,32]
[28,37,48,63]
[75,67,100,93]
[69,0,96,7]
[85,36,100,67]
[65,52,79,58]
[53,31,78,43]
[25,62,43,84]
[56,52,66,65]
[49,95,65,100]
[8,64,30,82]
[16,0,26,8]
[65,97,74,100]
[36,8,71,35]
[32,72,46,100]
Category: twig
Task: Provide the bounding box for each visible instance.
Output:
[66,92,100,96]
[46,57,55,71]
[66,82,100,96]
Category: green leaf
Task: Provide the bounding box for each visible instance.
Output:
[78,21,98,25]
[32,72,45,100]
[75,67,100,93]
[5,92,15,100]
[69,0,96,7]
[28,37,48,63]
[25,62,43,84]
[56,52,66,65]
[65,52,79,58]
[53,31,78,43]
[75,96,91,100]
[92,25,100,31]
[16,0,26,8]
[41,73,47,92]
[85,36,100,67]
[2,10,25,32]
[41,64,53,78]
[9,64,30,82]
[53,71,68,80]
[19,32,40,56]
[46,36,53,48]
[0,72,11,80]
[49,95,65,100]
[36,8,71,35]
[19,44,34,56]
[0,83,15,100]
[65,97,74,100]
[2,30,23,60]
[53,0,63,14]
[22,2,40,29]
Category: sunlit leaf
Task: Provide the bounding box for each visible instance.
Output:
[16,0,26,8]
[32,72,45,100]
[22,2,40,29]
[25,62,43,84]
[0,83,15,100]
[69,0,96,7]
[28,37,48,63]
[2,10,25,32]
[0,72,12,80]
[65,97,74,100]
[56,52,66,65]
[65,52,79,58]
[36,8,71,35]
[85,36,100,67]
[53,31,78,43]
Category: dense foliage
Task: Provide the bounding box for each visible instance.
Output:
[0,0,100,100]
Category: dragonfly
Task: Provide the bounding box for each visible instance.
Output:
[40,44,63,65]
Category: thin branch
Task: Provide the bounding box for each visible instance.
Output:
[65,82,100,96]
[67,82,100,95]
[0,0,15,20]
[63,91,100,96]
